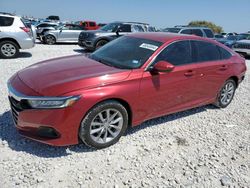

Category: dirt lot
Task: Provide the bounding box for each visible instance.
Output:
[0,43,249,188]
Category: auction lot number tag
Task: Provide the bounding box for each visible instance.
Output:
[139,43,158,51]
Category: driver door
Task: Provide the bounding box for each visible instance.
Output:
[57,25,72,42]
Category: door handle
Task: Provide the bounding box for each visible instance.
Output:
[184,70,195,77]
[219,65,228,71]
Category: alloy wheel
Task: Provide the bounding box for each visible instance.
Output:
[89,108,123,144]
[220,81,235,106]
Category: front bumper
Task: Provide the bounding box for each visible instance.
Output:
[7,76,84,146]
[232,48,250,55]
[78,38,95,50]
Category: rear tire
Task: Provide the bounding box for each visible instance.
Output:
[45,35,56,45]
[0,41,19,58]
[79,100,128,149]
[214,79,236,108]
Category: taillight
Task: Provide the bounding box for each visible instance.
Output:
[20,27,30,33]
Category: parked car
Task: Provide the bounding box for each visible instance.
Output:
[163,26,214,38]
[35,22,60,39]
[215,34,248,48]
[78,21,150,51]
[0,12,35,58]
[8,33,246,148]
[42,24,85,44]
[214,34,224,39]
[221,32,238,38]
[76,21,100,30]
[232,36,250,57]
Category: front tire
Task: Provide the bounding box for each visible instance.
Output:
[95,40,108,50]
[79,100,128,149]
[0,41,19,58]
[214,79,236,108]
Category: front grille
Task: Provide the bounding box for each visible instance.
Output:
[234,43,250,49]
[9,96,23,125]
[79,32,89,39]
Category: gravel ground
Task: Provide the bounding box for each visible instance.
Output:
[0,43,249,188]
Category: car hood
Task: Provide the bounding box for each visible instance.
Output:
[17,55,132,96]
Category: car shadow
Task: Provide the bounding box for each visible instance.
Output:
[73,48,92,54]
[18,52,32,58]
[126,104,216,135]
[0,105,216,158]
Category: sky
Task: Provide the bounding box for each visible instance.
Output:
[1,0,250,33]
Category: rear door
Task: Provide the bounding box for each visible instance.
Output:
[191,40,231,103]
[140,40,200,119]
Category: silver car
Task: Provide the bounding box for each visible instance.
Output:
[0,13,35,58]
[43,24,85,44]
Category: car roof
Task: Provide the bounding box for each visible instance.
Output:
[112,21,149,25]
[128,32,212,43]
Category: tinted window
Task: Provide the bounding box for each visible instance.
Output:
[71,25,84,30]
[100,22,121,32]
[192,29,203,37]
[192,41,221,62]
[181,29,192,35]
[155,41,192,66]
[119,24,131,32]
[203,29,214,38]
[218,46,232,60]
[0,16,14,26]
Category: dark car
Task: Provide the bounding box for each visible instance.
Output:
[216,35,248,48]
[163,26,214,38]
[78,21,150,51]
[8,33,246,149]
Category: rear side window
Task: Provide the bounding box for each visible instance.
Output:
[131,25,144,32]
[119,24,131,32]
[0,16,14,26]
[203,29,214,38]
[155,41,192,66]
[192,29,203,37]
[181,29,192,35]
[192,41,221,62]
[218,46,232,60]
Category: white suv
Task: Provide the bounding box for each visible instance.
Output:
[0,13,35,58]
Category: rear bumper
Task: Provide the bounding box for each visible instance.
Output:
[19,37,35,49]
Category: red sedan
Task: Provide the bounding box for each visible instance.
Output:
[8,33,246,149]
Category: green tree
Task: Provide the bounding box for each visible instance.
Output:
[188,21,223,33]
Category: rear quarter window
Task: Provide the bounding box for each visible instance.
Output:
[192,29,204,37]
[192,41,221,62]
[180,29,192,35]
[218,46,232,60]
[0,16,14,26]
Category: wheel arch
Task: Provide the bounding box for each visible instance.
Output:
[94,37,110,48]
[0,38,21,49]
[228,76,239,87]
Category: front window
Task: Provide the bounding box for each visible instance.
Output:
[89,36,162,69]
[100,22,121,32]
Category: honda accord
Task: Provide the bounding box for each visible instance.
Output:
[8,33,246,149]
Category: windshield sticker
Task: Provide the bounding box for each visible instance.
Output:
[132,60,139,64]
[139,43,158,51]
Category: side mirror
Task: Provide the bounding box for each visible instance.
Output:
[115,26,122,36]
[152,61,175,72]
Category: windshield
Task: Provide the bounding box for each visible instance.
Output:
[89,36,163,69]
[100,22,121,32]
[163,28,181,33]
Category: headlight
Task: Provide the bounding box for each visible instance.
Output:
[27,96,80,109]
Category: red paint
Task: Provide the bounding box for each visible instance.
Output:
[8,33,247,146]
